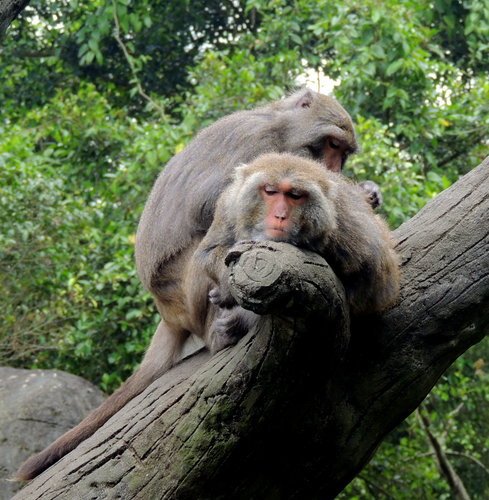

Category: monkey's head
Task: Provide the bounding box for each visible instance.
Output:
[225,153,338,250]
[278,89,358,173]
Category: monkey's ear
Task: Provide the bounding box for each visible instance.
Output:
[234,163,249,183]
[295,89,315,109]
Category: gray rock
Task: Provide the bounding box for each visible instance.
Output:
[0,367,105,499]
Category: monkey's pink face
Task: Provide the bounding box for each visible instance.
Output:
[261,180,307,240]
[323,138,346,173]
[307,136,352,173]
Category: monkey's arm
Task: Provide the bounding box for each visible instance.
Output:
[191,196,238,309]
[185,204,253,350]
[329,183,400,314]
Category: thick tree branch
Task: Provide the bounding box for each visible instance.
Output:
[0,0,29,39]
[14,158,489,499]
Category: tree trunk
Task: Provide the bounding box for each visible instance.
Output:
[14,158,489,499]
[0,0,29,38]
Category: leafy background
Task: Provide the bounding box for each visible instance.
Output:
[1,0,488,496]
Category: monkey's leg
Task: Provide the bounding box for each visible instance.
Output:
[141,317,190,369]
[15,320,186,481]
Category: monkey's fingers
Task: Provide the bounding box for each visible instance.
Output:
[209,287,236,308]
[359,180,383,209]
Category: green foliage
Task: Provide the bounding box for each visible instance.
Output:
[181,50,289,124]
[0,84,197,390]
[347,117,456,227]
[0,0,252,113]
[1,0,488,494]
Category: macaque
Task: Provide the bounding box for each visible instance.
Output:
[16,89,384,481]
[190,153,399,350]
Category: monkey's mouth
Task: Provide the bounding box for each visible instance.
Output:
[265,227,289,240]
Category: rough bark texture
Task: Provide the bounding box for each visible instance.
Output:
[14,158,488,499]
[0,0,29,38]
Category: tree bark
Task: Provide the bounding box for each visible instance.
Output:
[0,0,29,38]
[14,158,489,499]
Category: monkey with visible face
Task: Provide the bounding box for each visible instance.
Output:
[16,90,383,481]
[135,88,359,301]
[135,88,367,373]
[190,153,399,350]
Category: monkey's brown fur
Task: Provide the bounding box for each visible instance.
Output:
[192,153,399,349]
[16,90,371,481]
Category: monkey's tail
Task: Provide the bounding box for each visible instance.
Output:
[14,364,167,481]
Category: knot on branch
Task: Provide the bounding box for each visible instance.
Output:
[225,241,349,321]
[225,240,351,355]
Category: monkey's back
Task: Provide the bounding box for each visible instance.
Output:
[135,108,285,292]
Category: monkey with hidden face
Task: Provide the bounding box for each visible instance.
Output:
[16,89,388,481]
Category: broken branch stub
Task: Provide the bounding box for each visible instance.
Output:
[226,241,347,315]
[225,240,351,353]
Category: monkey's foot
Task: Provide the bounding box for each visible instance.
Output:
[210,307,257,352]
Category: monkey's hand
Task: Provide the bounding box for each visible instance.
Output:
[209,286,237,309]
[359,180,383,209]
[211,307,259,352]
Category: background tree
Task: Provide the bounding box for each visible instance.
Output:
[1,0,488,496]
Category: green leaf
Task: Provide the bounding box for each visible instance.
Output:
[386,59,403,76]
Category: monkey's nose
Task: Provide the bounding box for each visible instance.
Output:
[275,211,287,220]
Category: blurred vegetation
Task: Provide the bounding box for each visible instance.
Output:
[0,0,488,496]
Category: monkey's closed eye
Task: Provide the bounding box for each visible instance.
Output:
[307,140,324,159]
[287,191,305,200]
[328,138,341,149]
[263,185,278,196]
